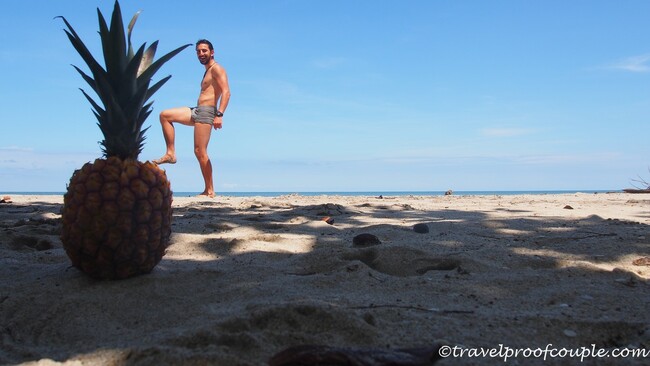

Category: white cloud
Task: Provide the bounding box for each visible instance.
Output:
[511,152,622,165]
[0,146,34,152]
[0,148,94,170]
[609,54,650,72]
[480,127,534,137]
[311,57,346,69]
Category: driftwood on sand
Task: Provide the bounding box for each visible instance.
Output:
[623,189,650,194]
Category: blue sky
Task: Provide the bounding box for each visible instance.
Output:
[2,0,650,192]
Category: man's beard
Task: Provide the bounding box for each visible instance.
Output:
[199,57,211,65]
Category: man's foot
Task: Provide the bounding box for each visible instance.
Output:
[197,192,215,198]
[153,155,177,165]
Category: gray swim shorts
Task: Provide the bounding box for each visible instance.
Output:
[190,106,217,124]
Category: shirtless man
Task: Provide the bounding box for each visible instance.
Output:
[154,39,231,198]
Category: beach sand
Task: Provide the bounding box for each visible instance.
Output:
[1,193,648,365]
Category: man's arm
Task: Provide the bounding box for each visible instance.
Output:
[213,65,230,114]
[211,64,230,130]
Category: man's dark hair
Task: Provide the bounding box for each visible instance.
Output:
[196,39,213,51]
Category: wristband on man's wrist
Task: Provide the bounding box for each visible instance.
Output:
[216,111,223,117]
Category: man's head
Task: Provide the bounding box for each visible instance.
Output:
[196,39,214,65]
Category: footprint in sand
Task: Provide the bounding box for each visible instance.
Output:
[342,246,459,277]
[216,304,378,344]
[10,235,53,251]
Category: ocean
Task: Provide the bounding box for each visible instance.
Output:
[3,190,619,197]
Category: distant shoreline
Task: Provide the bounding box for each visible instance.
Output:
[1,190,621,197]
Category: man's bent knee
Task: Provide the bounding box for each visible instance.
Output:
[160,107,192,125]
[160,110,172,122]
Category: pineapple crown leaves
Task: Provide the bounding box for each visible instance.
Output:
[57,0,191,160]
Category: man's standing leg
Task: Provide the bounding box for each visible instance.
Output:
[155,107,193,164]
[194,124,215,197]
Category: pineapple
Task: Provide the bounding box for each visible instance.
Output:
[58,1,190,279]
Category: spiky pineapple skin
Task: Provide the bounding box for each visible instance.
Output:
[61,157,172,279]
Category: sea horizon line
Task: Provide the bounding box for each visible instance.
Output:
[1,189,622,197]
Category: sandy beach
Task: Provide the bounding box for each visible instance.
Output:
[1,193,648,365]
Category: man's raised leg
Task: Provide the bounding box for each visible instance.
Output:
[154,107,193,164]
